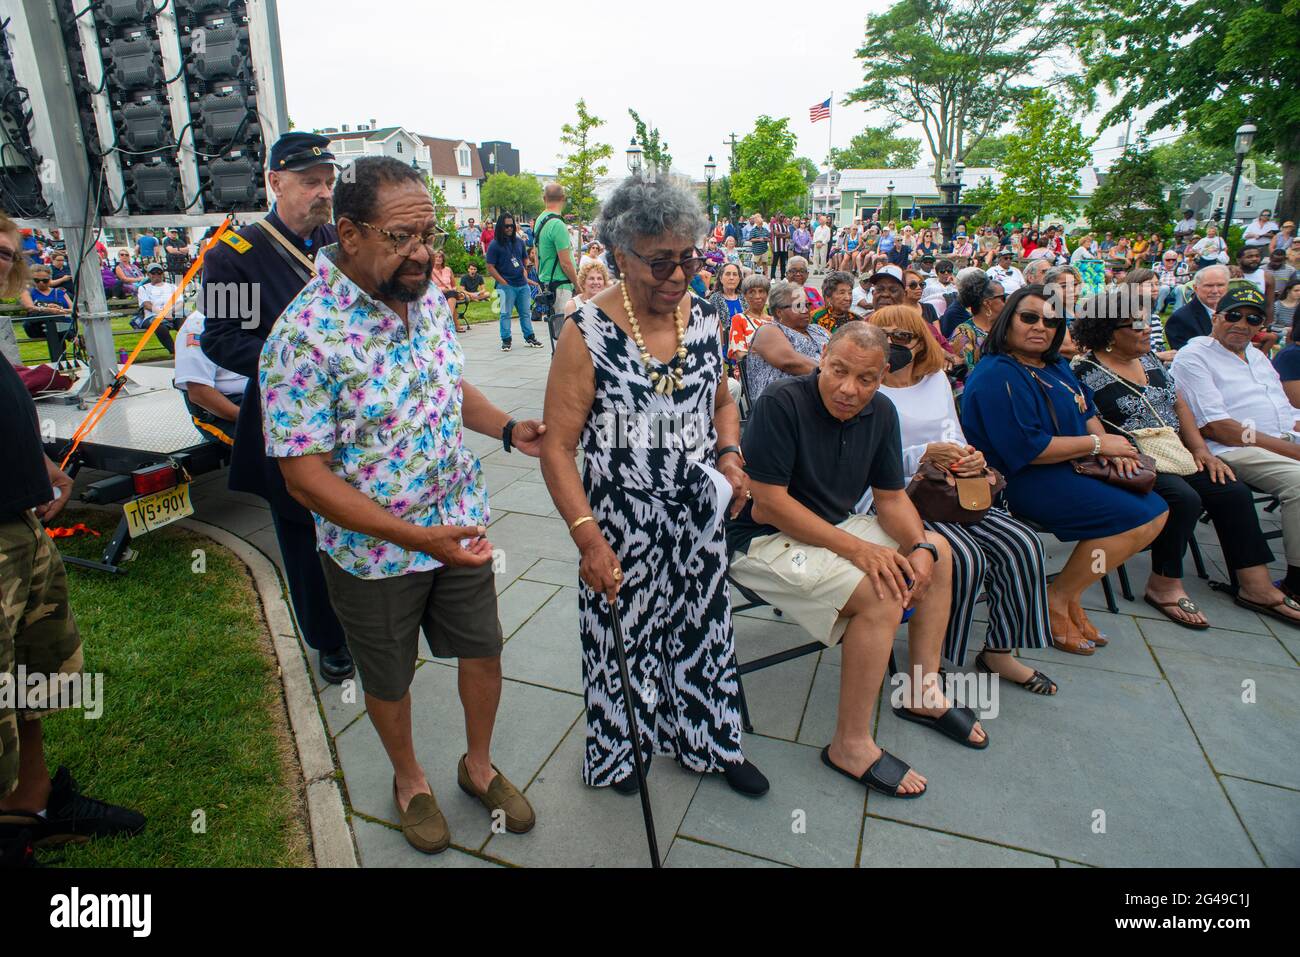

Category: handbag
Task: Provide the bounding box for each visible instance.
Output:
[1075,358,1198,476]
[906,459,1007,525]
[13,362,74,396]
[1029,364,1158,495]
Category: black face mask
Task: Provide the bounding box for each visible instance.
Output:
[888,343,914,373]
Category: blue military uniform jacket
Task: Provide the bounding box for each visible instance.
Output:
[199,208,337,521]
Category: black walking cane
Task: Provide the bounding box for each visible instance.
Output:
[606,594,661,869]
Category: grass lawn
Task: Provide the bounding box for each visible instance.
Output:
[37,506,310,867]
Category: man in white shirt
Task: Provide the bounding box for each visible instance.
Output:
[921,259,958,312]
[1174,210,1199,241]
[850,272,873,318]
[1171,284,1300,601]
[136,263,183,353]
[1243,209,1280,249]
[811,216,831,274]
[987,250,1024,294]
[173,310,248,444]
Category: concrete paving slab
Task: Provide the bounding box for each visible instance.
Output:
[489,480,561,517]
[1019,610,1161,679]
[1154,645,1300,791]
[500,587,583,694]
[872,659,1259,867]
[1137,616,1296,668]
[488,512,578,561]
[484,722,699,867]
[733,614,821,741]
[352,818,504,868]
[497,578,560,640]
[519,557,579,588]
[678,734,865,868]
[335,665,581,848]
[665,838,788,868]
[1220,777,1300,867]
[859,817,1056,867]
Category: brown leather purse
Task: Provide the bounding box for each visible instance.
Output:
[1030,365,1158,495]
[906,460,1007,524]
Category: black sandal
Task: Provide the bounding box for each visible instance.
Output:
[976,649,1057,696]
[820,746,926,799]
[893,702,989,750]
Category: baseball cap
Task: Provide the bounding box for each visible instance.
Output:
[146,263,165,273]
[870,265,904,285]
[1216,284,1266,315]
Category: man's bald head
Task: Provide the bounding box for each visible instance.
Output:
[544,183,566,205]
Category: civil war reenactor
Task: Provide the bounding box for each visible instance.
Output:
[200,131,354,683]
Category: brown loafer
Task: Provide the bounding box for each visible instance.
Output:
[392,778,450,854]
[457,755,536,834]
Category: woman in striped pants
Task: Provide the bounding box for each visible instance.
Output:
[862,306,1058,694]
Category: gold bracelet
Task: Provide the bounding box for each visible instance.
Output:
[569,515,596,535]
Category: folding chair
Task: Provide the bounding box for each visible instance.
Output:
[1194,494,1285,596]
[736,354,753,424]
[1011,514,1121,613]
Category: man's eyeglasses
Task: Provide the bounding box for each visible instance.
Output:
[626,248,706,281]
[1016,310,1063,329]
[1221,309,1265,327]
[354,221,446,256]
[1116,318,1150,331]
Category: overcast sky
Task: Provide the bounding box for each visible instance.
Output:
[277,0,1148,178]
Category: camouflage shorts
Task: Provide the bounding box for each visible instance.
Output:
[0,512,84,799]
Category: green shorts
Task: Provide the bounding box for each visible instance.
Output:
[318,554,503,702]
[1,512,84,799]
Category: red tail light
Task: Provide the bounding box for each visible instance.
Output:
[132,463,178,496]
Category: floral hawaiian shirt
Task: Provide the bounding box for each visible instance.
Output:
[260,246,487,580]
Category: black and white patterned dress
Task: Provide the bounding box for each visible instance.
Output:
[574,293,745,787]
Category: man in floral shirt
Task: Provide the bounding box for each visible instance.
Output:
[261,157,545,854]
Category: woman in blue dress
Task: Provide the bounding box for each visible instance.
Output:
[961,285,1168,655]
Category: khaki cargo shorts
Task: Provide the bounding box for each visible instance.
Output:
[729,512,899,647]
[0,512,84,799]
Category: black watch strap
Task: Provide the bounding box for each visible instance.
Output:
[909,542,939,561]
[503,418,518,453]
[717,444,742,461]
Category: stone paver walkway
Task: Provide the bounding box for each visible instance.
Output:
[167,326,1298,867]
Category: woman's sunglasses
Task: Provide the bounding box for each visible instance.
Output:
[627,248,706,280]
[1016,310,1063,329]
[883,329,919,345]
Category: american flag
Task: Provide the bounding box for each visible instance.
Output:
[809,98,831,123]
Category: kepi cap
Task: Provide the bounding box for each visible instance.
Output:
[269,131,338,173]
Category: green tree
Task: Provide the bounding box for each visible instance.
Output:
[480,172,543,220]
[1083,145,1176,236]
[1062,0,1300,220]
[827,122,921,170]
[1149,133,1282,197]
[963,133,1012,168]
[730,116,806,218]
[795,157,820,184]
[975,90,1093,228]
[628,109,673,176]
[557,99,613,222]
[848,0,1072,185]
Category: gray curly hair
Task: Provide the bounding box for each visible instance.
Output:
[596,176,708,268]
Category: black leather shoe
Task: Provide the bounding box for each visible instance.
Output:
[611,757,651,794]
[722,758,769,797]
[319,645,355,684]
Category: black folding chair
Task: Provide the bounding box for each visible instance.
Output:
[1010,514,1121,613]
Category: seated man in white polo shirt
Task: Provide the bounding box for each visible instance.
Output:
[1171,284,1300,602]
[173,310,247,444]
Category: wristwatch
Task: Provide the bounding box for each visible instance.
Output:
[717,444,742,464]
[502,418,519,454]
[909,542,940,563]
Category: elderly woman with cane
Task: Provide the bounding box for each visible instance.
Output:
[540,176,769,801]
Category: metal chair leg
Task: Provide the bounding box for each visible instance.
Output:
[1117,563,1134,602]
[1188,536,1208,580]
[1100,573,1118,614]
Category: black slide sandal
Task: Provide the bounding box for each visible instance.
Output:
[820,747,926,799]
[1233,593,1300,629]
[894,703,990,750]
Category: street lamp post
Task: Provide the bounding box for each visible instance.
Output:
[886,179,895,222]
[1221,120,1257,235]
[705,154,716,222]
[626,138,643,176]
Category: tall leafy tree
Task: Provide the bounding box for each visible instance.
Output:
[1062,0,1300,220]
[627,109,673,176]
[827,122,921,170]
[1148,133,1282,198]
[1084,145,1175,236]
[730,116,806,218]
[557,99,613,222]
[480,172,543,220]
[975,90,1094,228]
[963,133,1012,168]
[848,0,1072,185]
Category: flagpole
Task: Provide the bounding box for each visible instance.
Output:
[827,91,833,164]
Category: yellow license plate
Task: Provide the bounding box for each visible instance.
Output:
[123,483,193,538]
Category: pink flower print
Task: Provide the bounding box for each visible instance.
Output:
[289,432,313,450]
[382,413,399,431]
[290,370,309,388]
[350,386,367,405]
[359,462,379,481]
[367,543,387,561]
[265,386,280,405]
[345,331,364,347]
[391,498,409,515]
[310,347,325,366]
